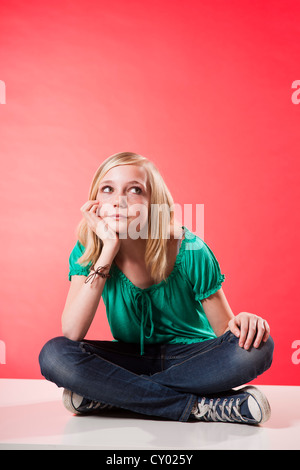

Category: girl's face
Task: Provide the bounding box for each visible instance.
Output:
[96,164,151,236]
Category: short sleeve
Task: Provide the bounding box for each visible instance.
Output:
[68,241,92,281]
[181,234,225,302]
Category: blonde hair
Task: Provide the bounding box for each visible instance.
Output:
[76,152,180,284]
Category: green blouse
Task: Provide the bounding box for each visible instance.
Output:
[68,226,225,354]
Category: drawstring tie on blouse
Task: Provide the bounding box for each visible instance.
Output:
[133,290,154,355]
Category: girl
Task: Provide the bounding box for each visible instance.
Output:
[39,152,274,424]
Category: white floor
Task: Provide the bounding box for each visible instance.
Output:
[0,379,299,450]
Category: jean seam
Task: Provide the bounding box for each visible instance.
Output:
[179,394,197,422]
[164,343,225,372]
[165,331,233,360]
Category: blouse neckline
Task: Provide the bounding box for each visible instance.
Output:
[111,226,189,293]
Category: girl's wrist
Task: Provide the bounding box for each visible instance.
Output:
[85,264,111,285]
[93,246,116,272]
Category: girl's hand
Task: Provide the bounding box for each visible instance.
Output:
[228,312,270,350]
[80,200,121,254]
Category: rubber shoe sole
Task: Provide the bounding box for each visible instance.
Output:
[62,389,84,415]
[242,386,271,424]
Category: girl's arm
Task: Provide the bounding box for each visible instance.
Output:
[61,245,117,341]
[62,199,120,341]
[201,287,270,349]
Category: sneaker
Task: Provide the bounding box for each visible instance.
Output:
[192,386,271,425]
[62,388,114,415]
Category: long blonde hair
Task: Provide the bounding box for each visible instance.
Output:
[76,152,179,284]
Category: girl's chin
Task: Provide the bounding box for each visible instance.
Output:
[104,218,127,233]
[105,218,148,238]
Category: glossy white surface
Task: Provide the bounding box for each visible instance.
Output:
[0,379,299,450]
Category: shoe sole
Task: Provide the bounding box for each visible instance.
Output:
[62,388,82,415]
[242,386,271,424]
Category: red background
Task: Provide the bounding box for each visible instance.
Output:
[0,0,299,384]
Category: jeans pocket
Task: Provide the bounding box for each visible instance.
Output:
[221,330,238,344]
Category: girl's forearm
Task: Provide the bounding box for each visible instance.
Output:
[61,247,116,341]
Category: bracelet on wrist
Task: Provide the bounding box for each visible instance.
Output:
[85,264,111,284]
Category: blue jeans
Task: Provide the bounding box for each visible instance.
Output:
[39,331,274,422]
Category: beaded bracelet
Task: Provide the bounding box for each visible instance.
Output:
[85,264,111,285]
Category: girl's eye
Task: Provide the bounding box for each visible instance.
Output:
[130,186,142,194]
[101,186,112,193]
[100,186,142,194]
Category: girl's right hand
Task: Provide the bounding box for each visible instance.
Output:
[80,200,121,255]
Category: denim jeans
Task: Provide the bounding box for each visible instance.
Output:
[39,331,274,422]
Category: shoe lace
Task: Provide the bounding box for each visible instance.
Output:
[85,400,115,412]
[196,397,248,423]
[86,400,103,410]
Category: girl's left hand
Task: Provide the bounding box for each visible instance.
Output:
[228,312,270,350]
